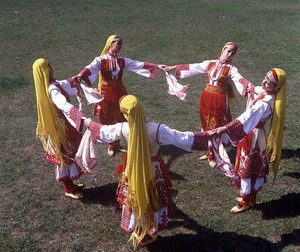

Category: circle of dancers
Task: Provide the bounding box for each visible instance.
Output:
[32,35,287,249]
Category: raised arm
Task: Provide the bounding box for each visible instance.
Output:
[124,57,158,79]
[230,66,254,97]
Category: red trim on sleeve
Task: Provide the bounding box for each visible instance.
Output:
[67,78,77,88]
[191,131,209,151]
[89,121,102,141]
[79,68,92,87]
[239,78,250,97]
[226,119,247,145]
[143,63,158,79]
[67,78,80,95]
[175,64,189,79]
[69,107,84,132]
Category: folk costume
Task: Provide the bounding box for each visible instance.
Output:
[86,95,210,249]
[33,58,85,199]
[78,35,159,155]
[174,42,252,167]
[223,68,286,213]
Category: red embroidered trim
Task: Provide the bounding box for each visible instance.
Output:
[120,205,133,232]
[175,64,189,79]
[67,78,80,95]
[79,68,92,86]
[239,78,250,97]
[45,152,61,165]
[69,107,83,132]
[159,210,169,229]
[89,121,101,141]
[67,78,77,88]
[191,132,209,151]
[226,119,247,145]
[143,62,158,79]
[237,143,269,179]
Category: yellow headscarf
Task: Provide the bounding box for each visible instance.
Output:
[266,68,286,180]
[98,35,121,88]
[33,58,67,167]
[119,95,155,247]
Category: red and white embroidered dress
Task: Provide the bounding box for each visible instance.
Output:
[88,121,209,235]
[175,59,251,130]
[79,54,158,125]
[47,79,84,182]
[225,86,275,194]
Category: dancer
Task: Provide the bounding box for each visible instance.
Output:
[161,42,253,167]
[75,35,164,156]
[83,95,211,248]
[33,58,86,199]
[213,68,286,213]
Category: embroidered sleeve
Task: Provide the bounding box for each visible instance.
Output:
[66,78,80,95]
[175,61,207,79]
[226,119,246,145]
[143,62,158,79]
[175,64,189,79]
[124,57,158,79]
[239,78,251,97]
[191,131,209,151]
[79,68,92,87]
[70,107,84,132]
[89,121,102,141]
[230,66,252,97]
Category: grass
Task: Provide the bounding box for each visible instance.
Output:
[0,0,300,251]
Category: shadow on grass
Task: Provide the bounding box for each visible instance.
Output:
[254,192,300,219]
[281,148,300,159]
[147,205,280,252]
[277,229,300,250]
[160,145,189,165]
[80,183,118,207]
[283,172,300,179]
[146,205,300,252]
[160,145,190,181]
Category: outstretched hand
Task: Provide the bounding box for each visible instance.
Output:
[158,65,176,72]
[83,117,92,127]
[207,126,227,137]
[207,129,217,137]
[72,74,82,85]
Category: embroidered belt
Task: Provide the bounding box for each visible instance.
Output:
[205,84,226,94]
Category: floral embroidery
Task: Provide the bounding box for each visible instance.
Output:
[237,142,269,178]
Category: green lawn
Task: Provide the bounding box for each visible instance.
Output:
[0,0,299,251]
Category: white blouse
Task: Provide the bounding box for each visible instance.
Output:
[49,80,81,129]
[97,122,197,152]
[176,60,248,96]
[84,54,156,84]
